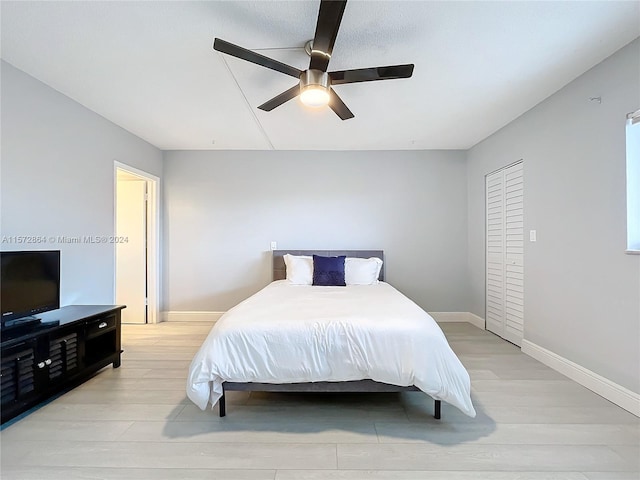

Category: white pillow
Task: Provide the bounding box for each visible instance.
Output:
[283,254,313,285]
[345,257,383,285]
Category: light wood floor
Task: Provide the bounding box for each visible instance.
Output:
[1,321,638,479]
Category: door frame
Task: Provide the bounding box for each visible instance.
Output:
[113,161,160,324]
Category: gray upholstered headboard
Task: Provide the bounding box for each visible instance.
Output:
[272,250,384,282]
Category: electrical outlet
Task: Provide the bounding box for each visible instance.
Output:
[270,241,277,250]
[529,230,537,242]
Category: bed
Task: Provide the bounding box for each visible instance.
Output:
[186,250,476,419]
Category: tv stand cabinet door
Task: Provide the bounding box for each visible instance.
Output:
[47,329,81,385]
[0,339,39,422]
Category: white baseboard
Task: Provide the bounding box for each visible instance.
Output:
[522,339,640,417]
[430,312,485,330]
[430,312,467,323]
[161,311,225,322]
[466,312,486,330]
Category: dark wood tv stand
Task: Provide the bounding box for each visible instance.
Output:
[0,305,124,424]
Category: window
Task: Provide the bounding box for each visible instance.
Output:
[626,109,640,253]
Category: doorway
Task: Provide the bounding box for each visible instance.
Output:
[114,163,160,324]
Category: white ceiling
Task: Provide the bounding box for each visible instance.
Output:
[2,1,638,151]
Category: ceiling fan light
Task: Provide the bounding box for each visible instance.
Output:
[300,85,330,107]
[299,69,330,108]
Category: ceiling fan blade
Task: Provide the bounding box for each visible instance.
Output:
[214,38,302,79]
[330,64,414,85]
[328,88,354,120]
[309,0,347,72]
[257,85,300,112]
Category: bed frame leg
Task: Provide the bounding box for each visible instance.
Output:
[434,400,441,419]
[219,388,226,417]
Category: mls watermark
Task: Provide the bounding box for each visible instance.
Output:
[1,235,129,245]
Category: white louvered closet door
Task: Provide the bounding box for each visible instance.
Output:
[485,162,524,346]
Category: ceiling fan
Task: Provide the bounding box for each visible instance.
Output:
[213,0,414,120]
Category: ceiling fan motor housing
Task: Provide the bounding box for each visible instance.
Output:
[300,69,330,90]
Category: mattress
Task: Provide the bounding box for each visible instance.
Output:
[187,280,476,417]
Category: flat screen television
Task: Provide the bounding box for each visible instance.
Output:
[1,250,60,327]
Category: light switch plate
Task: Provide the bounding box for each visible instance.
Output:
[529,230,537,242]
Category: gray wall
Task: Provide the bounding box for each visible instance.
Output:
[1,61,163,306]
[467,39,640,393]
[163,150,468,313]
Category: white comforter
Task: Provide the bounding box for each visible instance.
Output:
[187,280,476,417]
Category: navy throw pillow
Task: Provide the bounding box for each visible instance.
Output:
[312,255,346,286]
